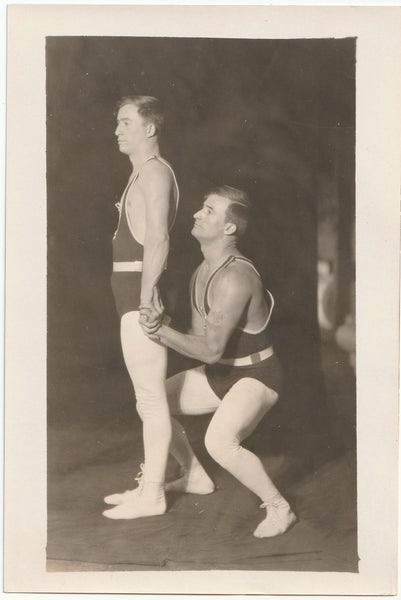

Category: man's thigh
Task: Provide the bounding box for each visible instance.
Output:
[210,378,278,442]
[166,366,221,416]
[120,311,167,383]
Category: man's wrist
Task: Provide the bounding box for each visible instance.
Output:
[157,324,168,341]
[141,282,158,305]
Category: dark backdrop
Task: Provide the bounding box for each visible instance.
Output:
[47,37,355,459]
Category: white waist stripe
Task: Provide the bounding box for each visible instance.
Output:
[218,346,274,367]
[113,261,143,272]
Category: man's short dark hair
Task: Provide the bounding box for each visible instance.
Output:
[116,95,164,135]
[206,185,252,237]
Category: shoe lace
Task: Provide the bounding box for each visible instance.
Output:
[260,501,279,510]
[134,463,145,490]
[260,497,288,513]
[259,501,282,525]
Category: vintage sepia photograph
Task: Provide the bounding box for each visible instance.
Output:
[5,4,400,595]
[46,34,357,573]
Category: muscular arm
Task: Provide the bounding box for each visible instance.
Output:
[135,162,174,306]
[157,268,251,363]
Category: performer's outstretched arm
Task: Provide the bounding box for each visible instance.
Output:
[145,269,251,363]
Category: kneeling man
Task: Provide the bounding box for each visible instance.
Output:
[110,185,296,538]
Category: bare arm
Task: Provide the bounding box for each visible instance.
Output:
[133,162,174,306]
[155,269,251,363]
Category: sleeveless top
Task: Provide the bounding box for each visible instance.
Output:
[190,255,273,359]
[112,155,179,262]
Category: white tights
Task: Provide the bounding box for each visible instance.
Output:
[120,312,280,504]
[120,311,171,484]
[166,366,281,503]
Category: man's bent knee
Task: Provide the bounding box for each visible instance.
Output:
[204,426,240,466]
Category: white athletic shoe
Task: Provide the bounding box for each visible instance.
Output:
[103,463,144,505]
[164,465,215,495]
[253,498,296,538]
[103,494,166,520]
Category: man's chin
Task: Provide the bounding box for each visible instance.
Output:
[117,144,128,154]
[191,226,200,239]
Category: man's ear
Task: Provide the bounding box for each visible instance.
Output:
[224,222,237,236]
[146,122,157,138]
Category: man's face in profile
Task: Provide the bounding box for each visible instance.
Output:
[115,104,149,156]
[192,194,233,241]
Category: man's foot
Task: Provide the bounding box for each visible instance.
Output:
[165,465,215,495]
[104,463,144,505]
[104,488,139,505]
[103,494,166,520]
[253,498,296,538]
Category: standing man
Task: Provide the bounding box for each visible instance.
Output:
[110,185,296,538]
[103,95,179,520]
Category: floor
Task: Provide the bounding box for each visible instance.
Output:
[47,338,358,573]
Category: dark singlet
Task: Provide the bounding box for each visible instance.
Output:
[111,156,179,318]
[191,256,283,399]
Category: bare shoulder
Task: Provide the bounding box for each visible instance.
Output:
[140,157,175,186]
[213,261,255,297]
[137,159,175,205]
[227,259,259,282]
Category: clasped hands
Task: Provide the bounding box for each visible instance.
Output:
[139,288,165,340]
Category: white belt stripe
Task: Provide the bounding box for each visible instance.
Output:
[113,261,143,272]
[218,346,274,367]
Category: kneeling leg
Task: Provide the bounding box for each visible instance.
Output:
[204,378,296,537]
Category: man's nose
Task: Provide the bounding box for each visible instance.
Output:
[193,210,202,219]
[115,124,121,136]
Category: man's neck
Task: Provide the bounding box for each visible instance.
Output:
[129,140,160,172]
[200,238,239,271]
